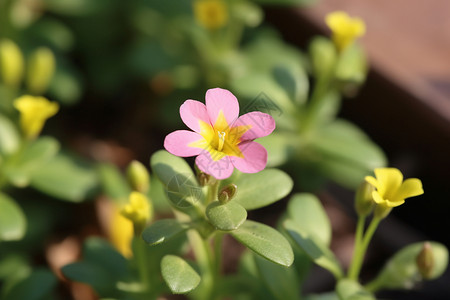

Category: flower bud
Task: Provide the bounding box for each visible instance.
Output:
[0,39,24,89]
[218,184,237,204]
[416,242,434,279]
[26,47,55,95]
[197,171,216,186]
[121,192,152,235]
[126,160,150,193]
[354,181,374,216]
[193,0,228,30]
[309,36,337,78]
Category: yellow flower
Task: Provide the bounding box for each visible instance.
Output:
[110,204,133,258]
[121,192,152,226]
[13,95,59,139]
[325,11,365,51]
[193,0,228,30]
[365,168,424,208]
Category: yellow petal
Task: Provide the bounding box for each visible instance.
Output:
[374,168,403,199]
[385,199,405,208]
[365,175,379,189]
[371,191,385,204]
[394,178,424,201]
[325,11,350,33]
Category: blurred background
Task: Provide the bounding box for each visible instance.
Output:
[0,0,449,299]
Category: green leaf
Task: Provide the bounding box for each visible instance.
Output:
[310,119,386,189]
[142,219,190,246]
[151,150,204,212]
[0,193,26,241]
[206,201,247,231]
[287,193,331,246]
[83,237,127,279]
[62,262,116,296]
[305,293,340,300]
[30,153,97,202]
[0,114,19,155]
[366,241,448,291]
[257,133,298,167]
[4,136,59,187]
[47,64,83,105]
[231,168,293,210]
[231,220,294,267]
[336,279,375,300]
[161,255,201,294]
[3,269,57,300]
[97,163,131,202]
[284,219,343,279]
[254,254,300,300]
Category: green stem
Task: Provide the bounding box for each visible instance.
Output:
[348,215,366,279]
[213,232,224,276]
[348,217,381,280]
[135,237,151,294]
[302,74,331,132]
[206,180,219,205]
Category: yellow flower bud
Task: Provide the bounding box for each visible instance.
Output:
[13,95,59,139]
[110,204,133,258]
[126,160,150,193]
[325,11,365,51]
[354,181,374,216]
[26,47,56,95]
[416,242,434,279]
[193,0,228,30]
[0,39,24,89]
[121,192,152,234]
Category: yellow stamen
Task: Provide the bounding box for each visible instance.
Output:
[217,131,226,151]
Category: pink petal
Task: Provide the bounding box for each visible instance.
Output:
[195,152,234,180]
[164,130,204,157]
[205,88,239,126]
[231,141,267,173]
[180,100,210,133]
[233,112,275,141]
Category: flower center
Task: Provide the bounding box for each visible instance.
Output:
[217,131,226,151]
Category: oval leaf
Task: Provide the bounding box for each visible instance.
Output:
[206,201,247,231]
[3,269,57,300]
[142,219,189,246]
[161,255,201,294]
[231,220,294,267]
[287,193,331,246]
[366,241,448,291]
[231,169,293,210]
[0,193,26,241]
[336,279,375,300]
[284,219,343,279]
[0,114,19,155]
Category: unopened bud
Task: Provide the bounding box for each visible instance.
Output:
[126,160,150,193]
[0,39,24,89]
[197,171,216,186]
[416,242,434,279]
[121,191,152,236]
[355,181,374,216]
[309,36,337,79]
[26,47,55,95]
[218,184,237,204]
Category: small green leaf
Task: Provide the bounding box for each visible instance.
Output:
[62,262,116,296]
[3,269,57,300]
[287,193,331,246]
[231,220,294,267]
[30,153,97,202]
[142,219,189,246]
[336,279,375,300]
[83,237,127,279]
[206,201,247,231]
[254,254,300,300]
[0,193,26,241]
[151,150,203,211]
[231,169,293,210]
[284,219,343,279]
[257,133,297,167]
[97,163,131,202]
[161,255,201,294]
[366,241,448,291]
[4,136,59,187]
[0,114,19,155]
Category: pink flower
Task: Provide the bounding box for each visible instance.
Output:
[164,88,275,180]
